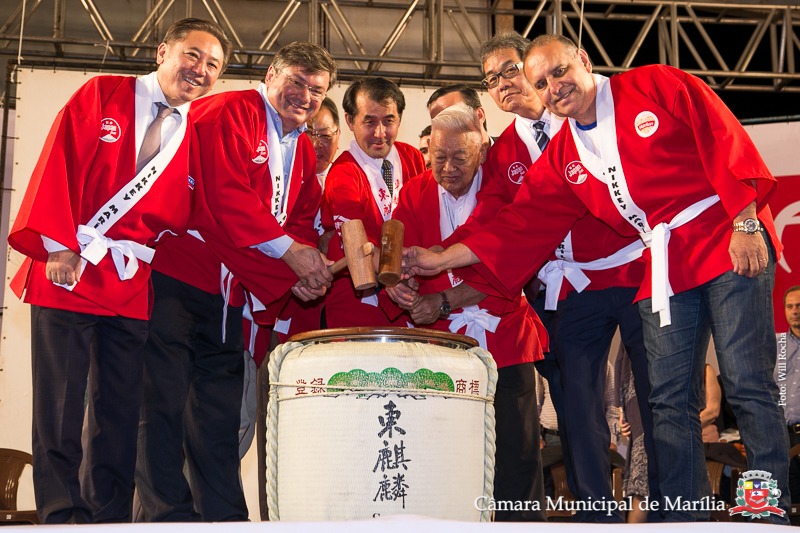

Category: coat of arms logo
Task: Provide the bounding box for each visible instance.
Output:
[729,470,785,519]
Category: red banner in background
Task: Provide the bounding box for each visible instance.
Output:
[769,174,800,332]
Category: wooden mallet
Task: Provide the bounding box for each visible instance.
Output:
[328,219,377,290]
[378,219,404,287]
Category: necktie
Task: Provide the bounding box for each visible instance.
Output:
[381,159,393,197]
[136,103,173,173]
[532,120,550,152]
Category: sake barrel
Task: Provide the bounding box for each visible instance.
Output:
[266,327,497,521]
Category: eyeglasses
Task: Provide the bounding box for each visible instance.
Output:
[280,70,326,101]
[308,128,339,145]
[481,62,524,89]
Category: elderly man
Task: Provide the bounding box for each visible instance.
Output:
[474,32,658,522]
[385,103,546,521]
[135,41,336,521]
[8,19,230,523]
[404,34,789,522]
[322,77,425,327]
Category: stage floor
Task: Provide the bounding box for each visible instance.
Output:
[0,517,790,532]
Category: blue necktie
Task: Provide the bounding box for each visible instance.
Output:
[532,121,550,152]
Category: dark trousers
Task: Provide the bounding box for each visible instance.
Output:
[134,271,246,521]
[531,293,574,492]
[549,287,659,522]
[493,362,547,521]
[788,430,800,505]
[31,305,148,524]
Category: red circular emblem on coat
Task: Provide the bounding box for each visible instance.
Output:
[507,162,528,185]
[564,160,589,185]
[100,118,121,143]
[252,139,268,164]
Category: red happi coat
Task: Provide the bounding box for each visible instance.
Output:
[9,75,194,319]
[463,117,644,303]
[386,170,544,368]
[322,142,426,327]
[463,65,780,303]
[188,89,322,323]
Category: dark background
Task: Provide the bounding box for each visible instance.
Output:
[514,1,800,121]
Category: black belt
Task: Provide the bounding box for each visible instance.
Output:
[541,427,559,437]
[788,424,800,434]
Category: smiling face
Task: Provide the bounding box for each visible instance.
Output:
[525,41,597,125]
[265,65,330,135]
[430,128,485,199]
[307,106,340,174]
[156,30,225,107]
[345,92,400,159]
[482,47,543,119]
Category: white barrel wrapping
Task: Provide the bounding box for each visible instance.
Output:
[266,329,497,521]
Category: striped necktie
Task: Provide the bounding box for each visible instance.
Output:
[532,120,550,152]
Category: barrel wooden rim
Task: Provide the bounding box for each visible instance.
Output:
[287,327,479,349]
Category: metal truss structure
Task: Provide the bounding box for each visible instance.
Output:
[0,0,798,93]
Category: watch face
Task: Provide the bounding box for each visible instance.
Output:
[744,218,759,233]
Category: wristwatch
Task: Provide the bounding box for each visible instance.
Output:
[732,218,761,235]
[439,291,452,319]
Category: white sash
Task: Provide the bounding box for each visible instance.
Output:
[258,85,294,227]
[187,230,236,342]
[537,239,647,311]
[448,306,501,350]
[568,74,651,236]
[56,101,187,290]
[274,317,292,334]
[567,74,719,326]
[76,224,156,281]
[87,104,187,236]
[242,301,259,355]
[216,263,236,342]
[348,141,402,222]
[242,287,268,348]
[641,194,720,326]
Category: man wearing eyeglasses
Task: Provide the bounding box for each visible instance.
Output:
[308,97,342,184]
[404,34,789,522]
[468,32,659,523]
[322,77,426,327]
[270,96,343,343]
[135,41,336,521]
